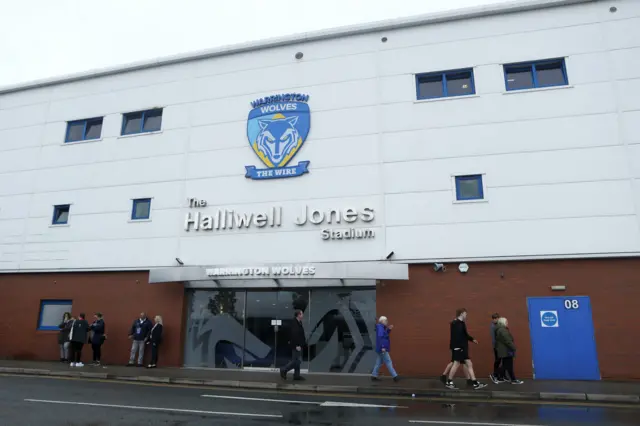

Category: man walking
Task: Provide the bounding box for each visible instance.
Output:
[371,316,399,382]
[280,309,306,381]
[445,308,487,390]
[127,312,152,367]
[489,313,504,384]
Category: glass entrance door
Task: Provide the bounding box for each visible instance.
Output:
[243,290,309,369]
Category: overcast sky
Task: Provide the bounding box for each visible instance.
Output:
[0,0,509,87]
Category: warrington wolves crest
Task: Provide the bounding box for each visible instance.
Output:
[245,93,311,180]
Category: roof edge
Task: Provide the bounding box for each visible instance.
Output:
[0,0,598,95]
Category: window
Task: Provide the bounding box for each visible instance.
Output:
[416,69,475,100]
[65,117,103,143]
[455,175,484,201]
[38,300,72,330]
[131,198,152,220]
[52,204,70,225]
[122,109,163,135]
[504,58,568,91]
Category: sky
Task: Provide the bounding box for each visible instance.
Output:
[0,0,510,87]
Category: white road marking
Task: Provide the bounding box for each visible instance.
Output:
[201,394,404,408]
[320,401,404,408]
[24,399,281,418]
[409,421,546,426]
[201,394,318,405]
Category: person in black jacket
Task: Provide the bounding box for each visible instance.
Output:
[146,315,163,369]
[68,313,89,368]
[128,312,153,367]
[445,308,487,390]
[58,312,72,362]
[89,312,106,366]
[279,309,306,381]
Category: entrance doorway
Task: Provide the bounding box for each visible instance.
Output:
[183,287,376,374]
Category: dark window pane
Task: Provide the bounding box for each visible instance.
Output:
[53,206,70,224]
[446,72,474,96]
[123,112,143,134]
[418,75,444,99]
[456,177,483,200]
[85,119,103,140]
[142,109,163,132]
[133,199,151,219]
[66,122,85,142]
[505,66,534,90]
[535,61,566,87]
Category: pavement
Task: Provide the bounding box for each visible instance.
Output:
[0,359,639,406]
[1,374,639,426]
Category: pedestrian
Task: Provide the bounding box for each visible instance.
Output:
[444,308,487,390]
[89,312,106,366]
[440,360,472,386]
[279,309,306,381]
[68,313,89,368]
[128,312,153,367]
[495,317,523,384]
[146,315,163,369]
[370,316,399,382]
[57,312,72,363]
[489,313,505,384]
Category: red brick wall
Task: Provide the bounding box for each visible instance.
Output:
[378,258,640,380]
[0,272,185,367]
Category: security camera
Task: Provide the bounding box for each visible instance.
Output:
[175,257,184,266]
[386,251,395,260]
[433,263,446,272]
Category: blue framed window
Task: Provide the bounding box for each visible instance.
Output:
[416,69,475,100]
[131,198,152,220]
[121,109,163,135]
[38,300,72,331]
[504,58,568,91]
[455,175,484,201]
[65,117,103,143]
[52,204,70,225]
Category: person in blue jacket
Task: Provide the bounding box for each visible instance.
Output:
[371,316,399,382]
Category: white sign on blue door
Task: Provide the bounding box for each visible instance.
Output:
[540,310,559,328]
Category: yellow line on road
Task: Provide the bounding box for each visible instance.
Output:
[1,373,638,410]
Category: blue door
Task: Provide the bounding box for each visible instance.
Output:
[527,296,600,380]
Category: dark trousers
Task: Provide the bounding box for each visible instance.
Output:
[92,343,102,362]
[70,342,83,363]
[280,349,302,377]
[500,356,516,381]
[493,349,503,377]
[151,343,159,365]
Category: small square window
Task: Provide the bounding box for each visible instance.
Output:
[455,175,484,201]
[122,109,163,135]
[417,69,475,100]
[52,205,70,225]
[65,117,103,143]
[131,198,152,220]
[504,58,568,91]
[38,300,72,330]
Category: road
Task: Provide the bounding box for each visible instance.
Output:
[0,374,638,426]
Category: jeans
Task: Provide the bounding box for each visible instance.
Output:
[371,351,398,378]
[151,343,160,365]
[493,349,503,378]
[59,342,70,360]
[500,356,517,381]
[92,343,102,362]
[129,340,145,365]
[280,349,302,377]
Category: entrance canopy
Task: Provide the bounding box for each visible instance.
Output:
[149,261,408,288]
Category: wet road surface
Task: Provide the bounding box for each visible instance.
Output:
[0,374,638,426]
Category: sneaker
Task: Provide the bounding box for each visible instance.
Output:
[511,380,524,385]
[439,374,447,384]
[69,362,76,367]
[279,370,287,381]
[75,362,84,368]
[473,382,487,390]
[466,379,474,387]
[371,376,380,381]
[490,374,500,384]
[126,362,135,367]
[292,376,305,381]
[393,376,399,382]
[445,380,457,390]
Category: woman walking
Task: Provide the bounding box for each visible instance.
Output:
[89,313,106,366]
[146,315,163,368]
[57,312,72,362]
[494,317,523,384]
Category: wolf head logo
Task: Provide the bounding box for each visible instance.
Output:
[256,116,301,167]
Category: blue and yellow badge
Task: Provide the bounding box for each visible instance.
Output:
[245,93,311,180]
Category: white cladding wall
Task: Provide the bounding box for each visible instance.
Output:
[0,0,639,270]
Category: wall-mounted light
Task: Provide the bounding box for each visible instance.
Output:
[458,263,469,273]
[175,257,184,266]
[434,263,446,272]
[551,285,566,291]
[295,52,304,60]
